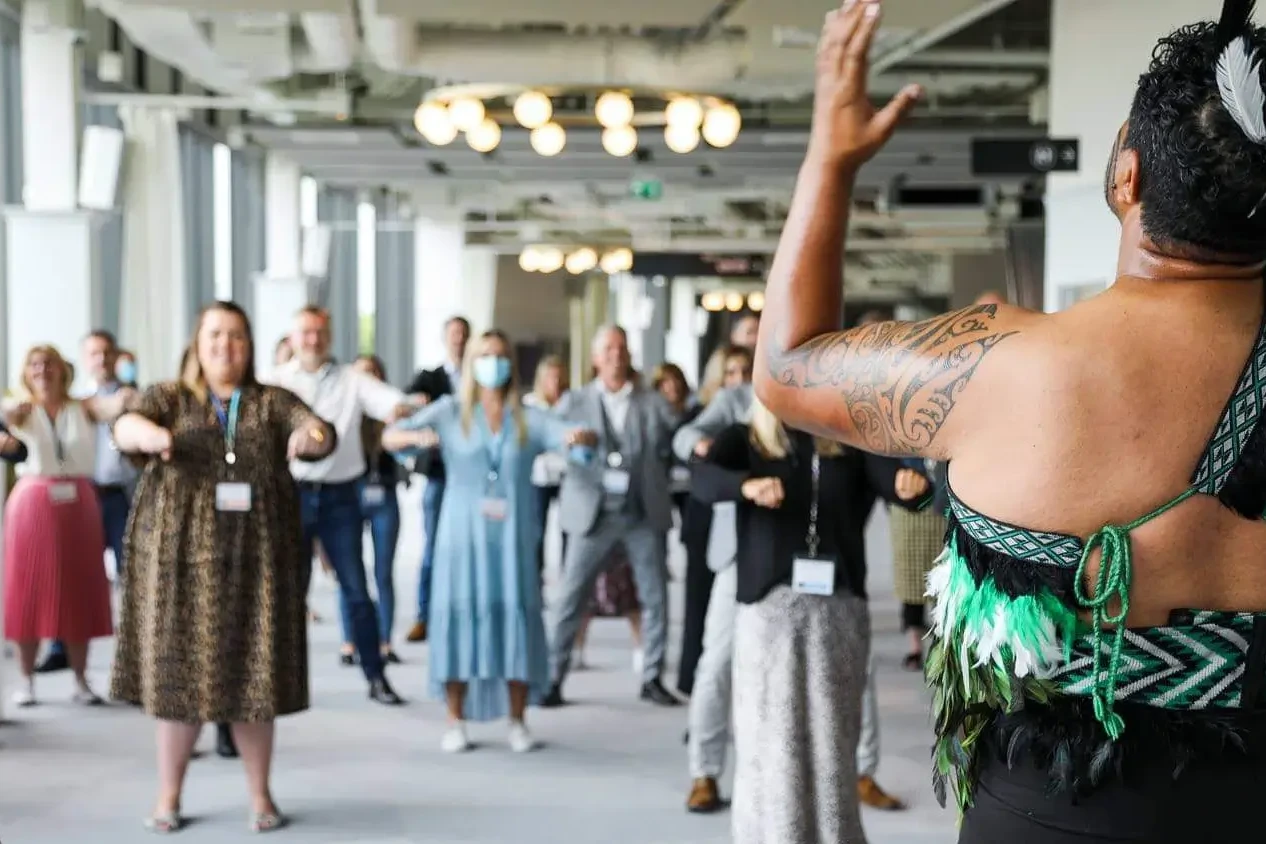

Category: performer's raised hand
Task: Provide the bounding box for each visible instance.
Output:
[811,0,921,172]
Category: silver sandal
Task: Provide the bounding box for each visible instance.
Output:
[250,811,288,833]
[144,812,184,834]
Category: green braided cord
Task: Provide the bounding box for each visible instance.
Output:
[1073,487,1198,740]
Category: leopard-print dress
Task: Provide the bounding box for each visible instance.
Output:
[110,381,333,724]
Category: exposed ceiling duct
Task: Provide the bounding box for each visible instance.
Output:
[297,12,358,74]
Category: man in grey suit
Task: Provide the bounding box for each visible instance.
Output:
[543,325,682,707]
[672,382,754,464]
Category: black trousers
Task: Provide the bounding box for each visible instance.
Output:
[961,742,1266,843]
[675,495,712,696]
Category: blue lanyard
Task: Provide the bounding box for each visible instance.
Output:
[479,409,507,484]
[210,390,241,463]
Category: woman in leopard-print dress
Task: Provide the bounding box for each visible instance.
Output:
[111,302,335,834]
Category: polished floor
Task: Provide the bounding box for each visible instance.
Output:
[0,491,955,843]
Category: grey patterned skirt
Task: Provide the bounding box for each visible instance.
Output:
[732,586,871,844]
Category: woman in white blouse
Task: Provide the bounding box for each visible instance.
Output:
[1,344,129,706]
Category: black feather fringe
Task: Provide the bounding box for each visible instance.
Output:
[946,518,1078,605]
[985,697,1265,802]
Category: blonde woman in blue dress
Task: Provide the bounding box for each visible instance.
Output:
[384,329,594,753]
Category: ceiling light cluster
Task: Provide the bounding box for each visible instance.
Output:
[413,87,742,157]
[701,290,764,313]
[519,245,634,275]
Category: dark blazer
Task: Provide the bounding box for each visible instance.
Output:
[692,424,930,604]
[404,365,455,480]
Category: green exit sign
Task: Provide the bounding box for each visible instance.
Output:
[630,179,663,200]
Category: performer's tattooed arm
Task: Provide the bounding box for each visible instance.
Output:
[759,307,1017,456]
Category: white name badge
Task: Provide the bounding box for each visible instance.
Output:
[481,497,508,521]
[215,482,253,513]
[670,465,692,492]
[792,556,836,596]
[48,482,78,504]
[361,484,386,507]
[602,468,631,496]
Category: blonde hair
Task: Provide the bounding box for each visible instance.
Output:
[459,329,527,445]
[651,362,688,395]
[19,345,74,402]
[698,344,753,406]
[532,354,568,404]
[748,397,844,460]
[181,301,258,403]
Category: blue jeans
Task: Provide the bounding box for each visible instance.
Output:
[340,478,400,645]
[416,478,445,622]
[48,484,131,660]
[300,481,384,681]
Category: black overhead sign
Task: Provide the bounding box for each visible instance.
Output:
[630,253,770,278]
[971,138,1080,176]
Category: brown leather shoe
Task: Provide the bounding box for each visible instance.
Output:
[858,775,906,811]
[686,777,722,813]
[406,621,427,643]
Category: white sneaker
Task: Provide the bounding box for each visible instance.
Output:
[508,721,536,754]
[632,648,645,676]
[573,650,590,671]
[440,723,471,754]
[72,685,104,706]
[11,687,35,708]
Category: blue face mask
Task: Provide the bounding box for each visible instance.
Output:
[115,359,137,385]
[473,355,512,389]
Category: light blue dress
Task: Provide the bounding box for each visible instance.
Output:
[391,396,570,721]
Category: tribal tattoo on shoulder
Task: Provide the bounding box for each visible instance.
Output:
[764,305,1017,454]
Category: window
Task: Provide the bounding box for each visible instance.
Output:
[212,142,233,301]
[357,200,377,354]
[300,176,318,230]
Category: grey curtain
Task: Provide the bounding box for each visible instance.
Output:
[1005,222,1046,311]
[375,195,414,384]
[180,128,215,327]
[316,187,358,364]
[230,146,266,319]
[0,23,19,206]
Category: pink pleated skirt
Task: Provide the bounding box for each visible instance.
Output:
[3,476,112,642]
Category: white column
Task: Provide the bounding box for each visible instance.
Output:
[254,155,307,374]
[666,278,703,388]
[412,214,497,369]
[1045,0,1203,312]
[20,7,79,212]
[117,106,186,388]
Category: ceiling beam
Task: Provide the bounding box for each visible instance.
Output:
[870,0,1023,76]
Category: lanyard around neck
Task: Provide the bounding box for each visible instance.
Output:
[479,407,507,481]
[39,406,65,466]
[210,390,242,464]
[805,452,821,558]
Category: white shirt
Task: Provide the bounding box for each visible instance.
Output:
[443,360,462,393]
[269,360,404,483]
[597,379,634,433]
[4,400,97,478]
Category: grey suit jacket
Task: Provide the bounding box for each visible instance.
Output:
[556,381,679,536]
[672,383,754,463]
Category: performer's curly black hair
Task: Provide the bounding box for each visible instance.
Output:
[1125,0,1266,257]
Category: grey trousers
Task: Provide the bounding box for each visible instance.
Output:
[733,587,871,844]
[857,654,880,779]
[688,562,737,778]
[550,512,668,685]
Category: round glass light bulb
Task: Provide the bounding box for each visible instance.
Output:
[747,290,766,312]
[664,123,700,154]
[513,91,553,129]
[595,91,635,129]
[466,118,502,153]
[530,122,566,157]
[537,246,565,274]
[611,247,634,272]
[519,247,542,273]
[448,97,486,132]
[702,104,742,148]
[601,125,638,157]
[565,247,598,274]
[414,102,456,145]
[725,291,746,312]
[701,291,726,312]
[665,97,704,128]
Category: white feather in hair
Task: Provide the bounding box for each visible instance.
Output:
[1217,35,1266,144]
